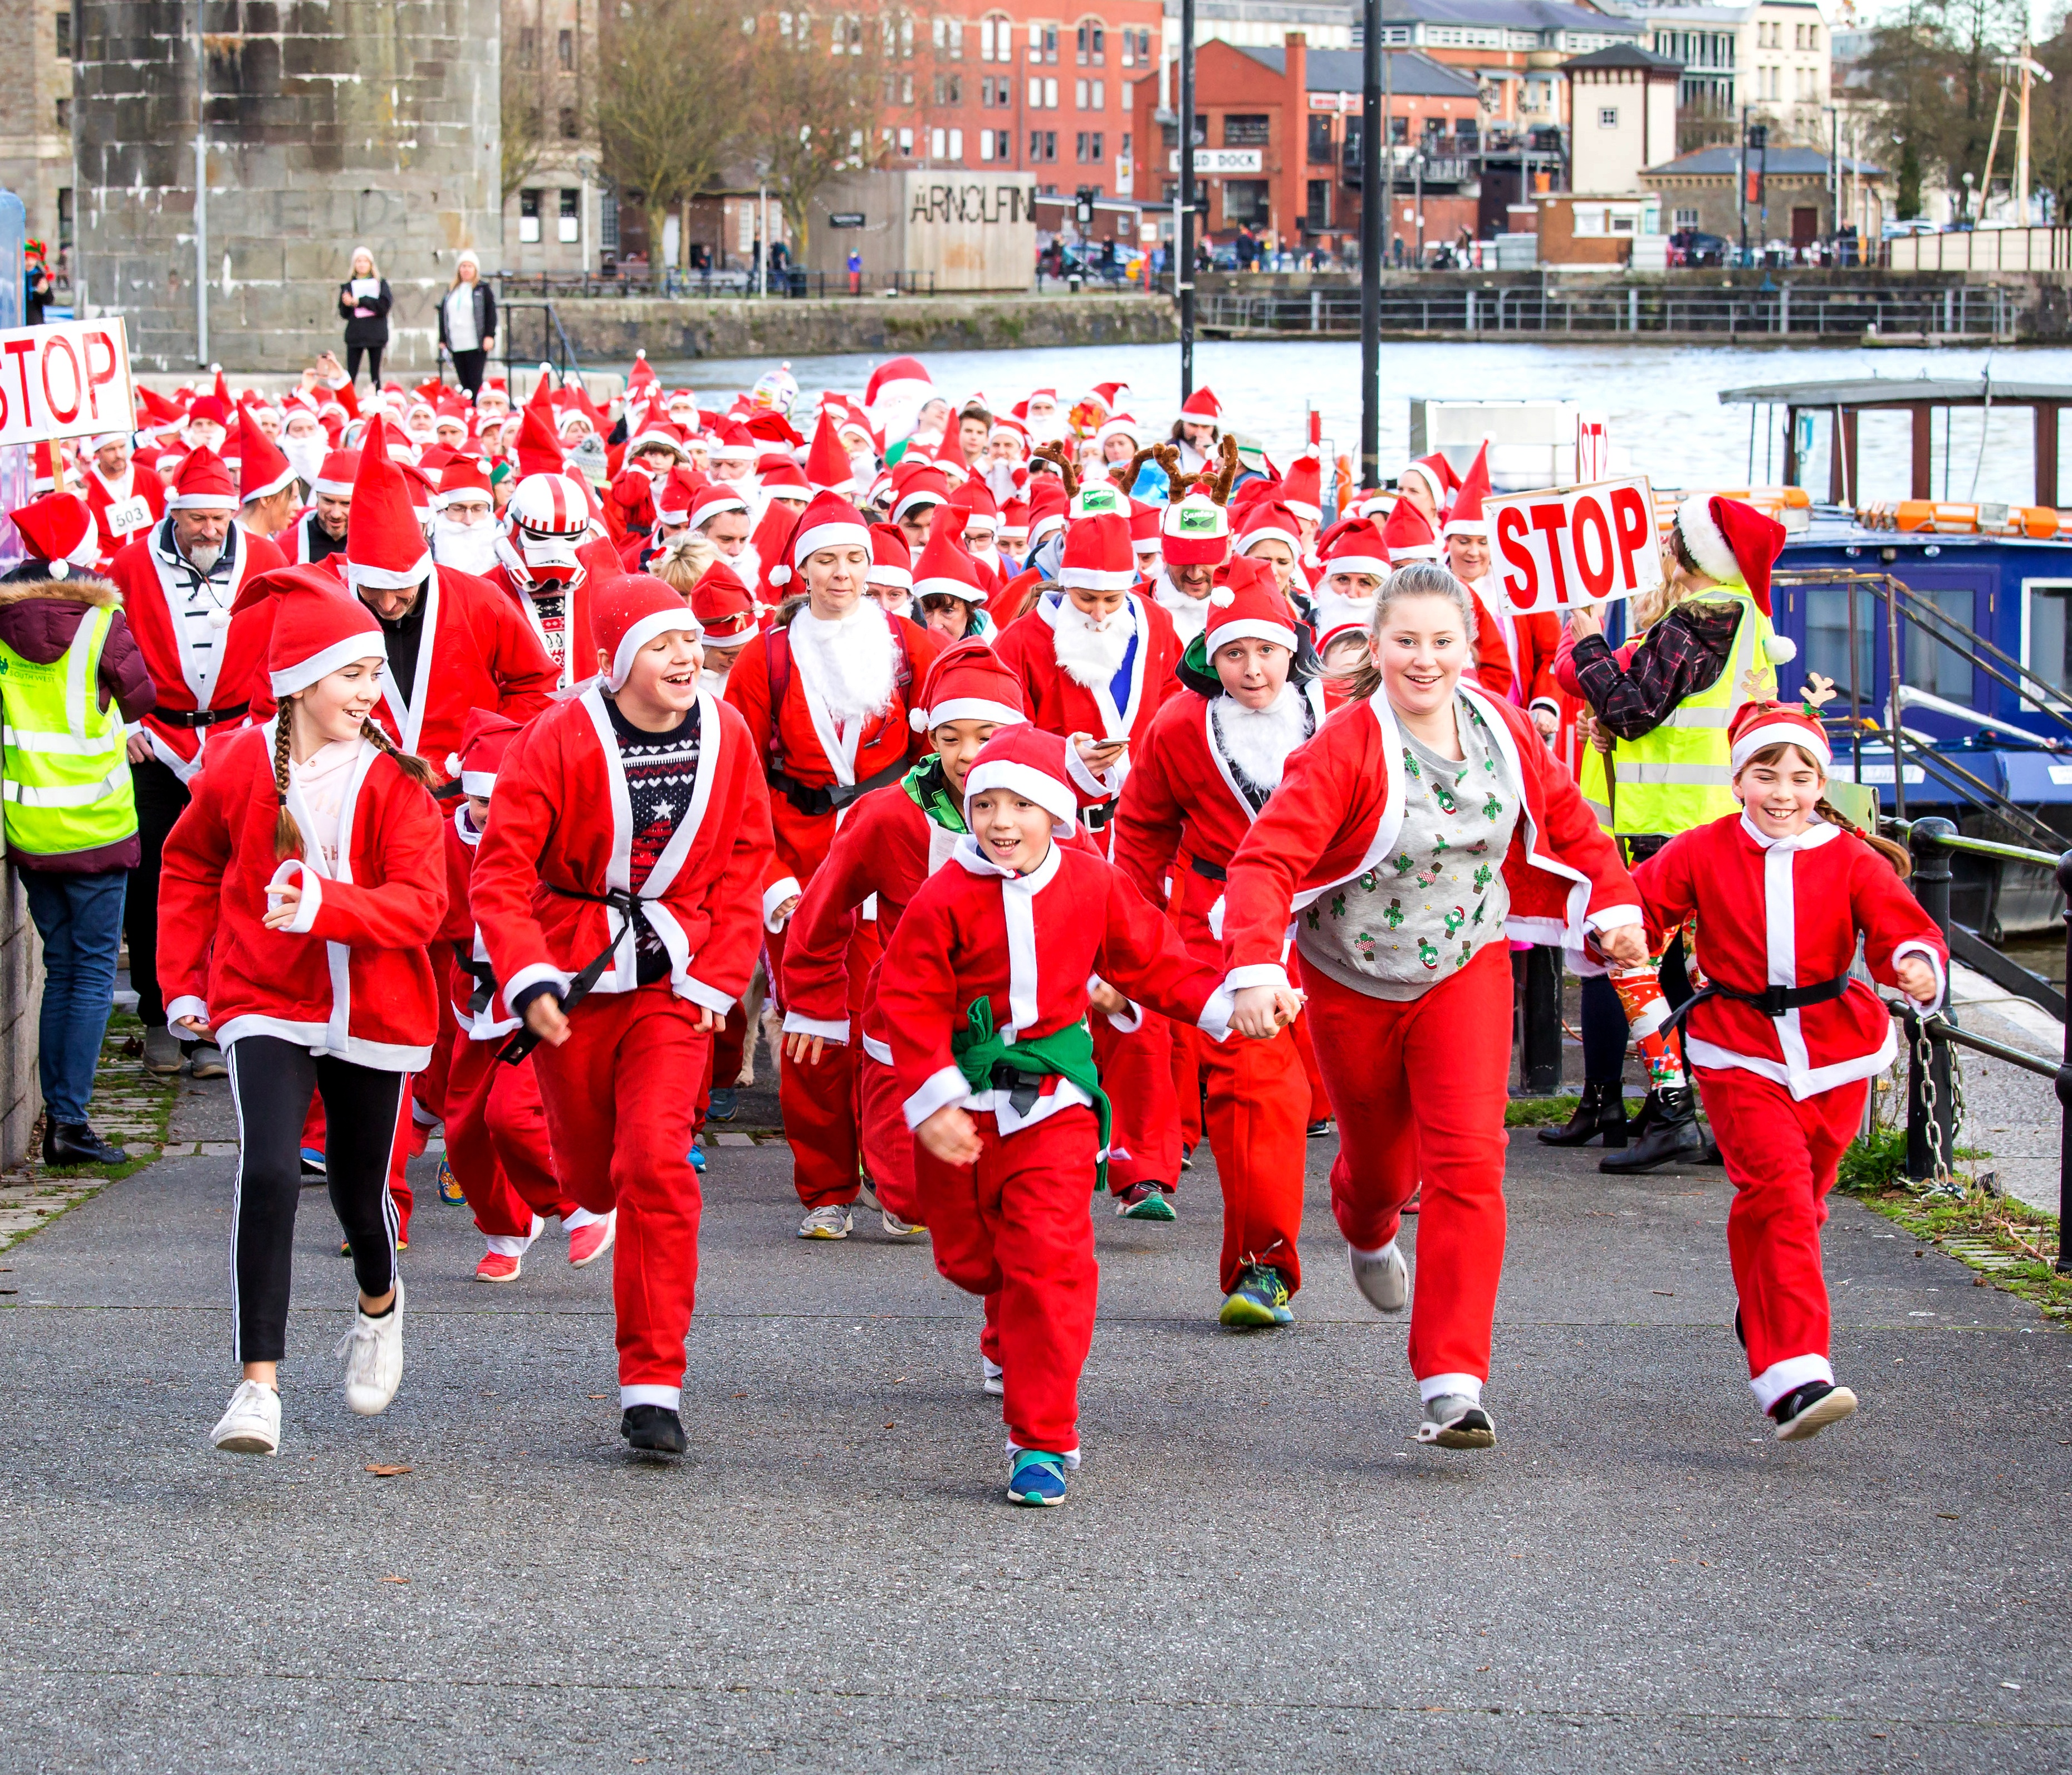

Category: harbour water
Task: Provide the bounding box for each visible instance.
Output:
[658,339,2072,502]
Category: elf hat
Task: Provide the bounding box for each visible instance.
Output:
[1057,511,1136,591]
[1676,492,1789,622]
[1321,517,1389,580]
[7,491,101,577]
[1399,451,1459,515]
[342,417,434,594]
[1178,386,1222,425]
[909,634,1026,732]
[962,723,1082,837]
[1442,442,1492,540]
[1204,557,1300,654]
[1382,497,1443,564]
[445,708,523,795]
[237,406,300,504]
[1280,453,1323,525]
[1160,491,1231,567]
[867,521,914,591]
[1238,499,1304,562]
[165,447,239,513]
[258,564,386,698]
[1728,700,1830,775]
[910,507,987,607]
[766,488,870,589]
[595,572,703,692]
[1128,498,1163,556]
[689,559,758,648]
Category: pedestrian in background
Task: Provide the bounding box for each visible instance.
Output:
[438,250,498,399]
[337,247,391,390]
[0,492,157,1168]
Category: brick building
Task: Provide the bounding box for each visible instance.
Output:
[1641,141,1884,250]
[0,0,75,282]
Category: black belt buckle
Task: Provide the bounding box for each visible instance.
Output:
[994,1064,1044,1117]
[1756,985,1790,1018]
[1081,802,1113,832]
[1189,855,1227,883]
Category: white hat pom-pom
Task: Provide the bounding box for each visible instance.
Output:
[1208,586,1235,607]
[768,565,791,586]
[908,706,929,732]
[1765,634,1797,664]
[208,603,229,628]
[445,753,463,776]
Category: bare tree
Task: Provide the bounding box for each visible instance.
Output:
[740,7,892,256]
[502,28,550,203]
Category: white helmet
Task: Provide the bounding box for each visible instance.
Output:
[496,472,591,592]
[751,361,799,418]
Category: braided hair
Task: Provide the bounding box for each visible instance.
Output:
[272,696,438,859]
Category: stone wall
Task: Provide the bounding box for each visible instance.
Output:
[72,0,503,375]
[0,866,43,1167]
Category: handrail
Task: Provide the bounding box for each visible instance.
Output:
[1885,820,2064,871]
[1923,1012,2059,1079]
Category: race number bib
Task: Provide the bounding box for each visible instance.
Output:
[102,496,150,537]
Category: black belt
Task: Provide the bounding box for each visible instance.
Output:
[992,1064,1054,1118]
[450,941,498,1020]
[155,701,249,731]
[1189,856,1227,883]
[497,884,648,1064]
[1662,972,1850,1040]
[1081,801,1114,832]
[768,753,907,819]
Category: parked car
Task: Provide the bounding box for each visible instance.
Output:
[1883,218,1941,239]
[1667,229,1731,267]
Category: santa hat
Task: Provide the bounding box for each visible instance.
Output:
[653,465,704,527]
[342,417,434,594]
[259,564,386,698]
[766,489,870,590]
[805,409,856,493]
[1025,477,1069,549]
[1442,442,1492,541]
[1069,481,1125,521]
[1160,491,1231,566]
[237,406,299,504]
[434,457,494,508]
[1128,498,1163,556]
[909,635,1026,732]
[1238,499,1303,562]
[689,480,750,532]
[1728,700,1830,775]
[164,447,238,513]
[1400,452,1459,515]
[963,724,1080,837]
[1281,453,1322,525]
[988,415,1030,456]
[709,422,757,465]
[311,449,360,501]
[1382,498,1443,564]
[625,417,689,462]
[867,521,913,591]
[948,476,1000,536]
[594,573,703,692]
[891,464,949,525]
[515,375,566,478]
[865,356,935,419]
[1676,492,1789,622]
[1321,517,1389,580]
[7,491,101,577]
[910,508,987,607]
[1085,381,1129,418]
[625,349,658,403]
[689,559,758,648]
[1204,557,1300,655]
[1094,413,1142,456]
[1057,512,1135,591]
[1178,387,1222,425]
[445,708,523,795]
[185,394,229,433]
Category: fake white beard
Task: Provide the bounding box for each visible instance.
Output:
[1153,573,1211,643]
[184,541,224,575]
[967,540,1000,573]
[984,460,1023,504]
[1212,684,1308,789]
[699,661,734,698]
[1051,598,1134,690]
[849,449,879,487]
[433,516,499,575]
[1310,588,1375,638]
[871,586,914,620]
[283,437,326,489]
[790,599,899,722]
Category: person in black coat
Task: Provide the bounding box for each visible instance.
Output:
[437,251,498,398]
[338,247,393,389]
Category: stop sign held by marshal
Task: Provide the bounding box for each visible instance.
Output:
[1488,476,1663,617]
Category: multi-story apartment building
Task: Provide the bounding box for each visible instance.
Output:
[0,0,75,285]
[1607,0,1831,147]
[502,0,605,273]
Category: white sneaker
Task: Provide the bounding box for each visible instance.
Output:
[797,1204,853,1239]
[211,1379,281,1454]
[336,1280,404,1416]
[1350,1240,1409,1313]
[982,1357,1005,1396]
[856,1176,883,1212]
[881,1208,925,1237]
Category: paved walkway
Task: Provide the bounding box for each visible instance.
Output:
[1,1057,2068,1773]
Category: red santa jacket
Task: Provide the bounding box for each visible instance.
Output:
[1467,579,1560,712]
[1221,679,1639,989]
[877,835,1234,1136]
[1113,680,1326,964]
[107,519,286,781]
[1632,813,1947,1100]
[84,459,164,568]
[469,685,776,1016]
[992,589,1182,750]
[156,721,448,1068]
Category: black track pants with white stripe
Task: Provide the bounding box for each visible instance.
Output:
[227,1036,406,1364]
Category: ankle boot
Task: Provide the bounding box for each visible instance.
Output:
[1599,1084,1704,1173]
[1536,1078,1629,1148]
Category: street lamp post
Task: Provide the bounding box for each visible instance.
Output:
[1359,0,1383,486]
[1179,0,1196,398]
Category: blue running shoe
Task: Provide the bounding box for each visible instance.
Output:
[687,1143,707,1173]
[300,1147,326,1179]
[1006,1449,1069,1507]
[437,1159,466,1206]
[708,1087,738,1123]
[1219,1263,1294,1328]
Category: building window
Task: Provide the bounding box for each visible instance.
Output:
[1306,179,1331,230]
[935,74,963,105]
[1046,76,1058,106]
[1222,179,1270,226]
[520,189,542,244]
[56,187,71,252]
[1031,129,1057,161]
[1308,115,1334,163]
[1224,113,1270,146]
[1075,21,1104,65]
[932,126,947,158]
[54,97,68,130]
[601,189,620,255]
[1030,23,1057,62]
[516,27,537,69]
[900,71,914,103]
[1090,79,1103,108]
[55,8,70,57]
[980,129,995,161]
[934,17,963,58]
[557,27,574,69]
[559,188,580,243]
[994,129,1012,159]
[1120,130,1130,157]
[1674,206,1699,229]
[1075,131,1103,162]
[899,125,914,155]
[1598,106,1618,129]
[947,127,963,159]
[560,106,579,139]
[981,13,1007,61]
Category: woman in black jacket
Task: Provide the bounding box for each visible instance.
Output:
[337,247,392,389]
[437,251,498,398]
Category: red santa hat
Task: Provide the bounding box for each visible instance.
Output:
[625,416,689,462]
[1094,412,1142,456]
[7,491,101,576]
[864,355,934,417]
[237,406,299,504]
[1676,492,1789,621]
[445,708,523,794]
[259,564,386,698]
[185,394,229,433]
[1025,477,1069,549]
[998,496,1031,545]
[1204,557,1300,654]
[1728,700,1831,775]
[1382,498,1443,564]
[709,422,757,465]
[867,521,913,591]
[1128,497,1163,556]
[625,348,658,402]
[1237,499,1304,562]
[962,723,1081,837]
[312,449,360,500]
[1057,511,1135,591]
[1321,517,1389,580]
[1160,491,1231,566]
[910,508,986,607]
[756,455,811,499]
[434,456,494,508]
[1085,380,1129,418]
[909,635,1026,732]
[515,375,566,478]
[689,480,750,532]
[594,572,704,692]
[989,415,1030,456]
[342,417,434,594]
[689,559,758,649]
[1178,386,1222,426]
[165,447,239,513]
[805,409,856,493]
[766,489,870,590]
[1281,453,1323,525]
[890,463,950,525]
[1400,451,1459,515]
[653,465,704,528]
[948,476,1000,536]
[1441,442,1492,541]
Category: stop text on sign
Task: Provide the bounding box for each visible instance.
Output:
[1490,477,1662,616]
[0,317,135,449]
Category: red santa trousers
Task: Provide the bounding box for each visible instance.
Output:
[532,986,709,1403]
[1171,1019,1203,1151]
[444,1035,576,1241]
[1696,1066,1868,1410]
[1093,1013,1180,1190]
[707,998,750,1092]
[1196,1023,1310,1296]
[1289,1010,1330,1124]
[914,1103,1100,1457]
[1298,941,1513,1387]
[858,1051,924,1224]
[413,997,459,1127]
[771,920,866,1210]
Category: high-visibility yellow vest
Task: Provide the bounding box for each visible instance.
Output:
[1579,734,1614,833]
[1611,588,1775,837]
[0,601,136,857]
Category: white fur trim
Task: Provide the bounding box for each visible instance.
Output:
[1675,492,1740,584]
[266,860,323,934]
[682,975,733,1015]
[1242,523,1301,558]
[904,1064,972,1130]
[164,994,209,1028]
[892,489,946,523]
[1442,516,1491,539]
[1390,541,1443,563]
[913,573,987,605]
[1584,902,1644,934]
[927,697,1023,730]
[1057,564,1137,591]
[867,565,914,591]
[1892,940,1948,1016]
[312,477,355,498]
[1401,463,1447,508]
[243,462,301,505]
[762,875,803,931]
[1730,720,1832,774]
[1225,962,1290,991]
[1765,634,1797,663]
[165,491,238,512]
[342,552,434,593]
[504,960,573,1005]
[1205,617,1299,653]
[1324,552,1388,579]
[620,1383,682,1410]
[609,608,704,691]
[782,1010,850,1043]
[1196,982,1236,1041]
[268,635,385,699]
[965,758,1077,827]
[791,519,871,563]
[459,769,497,796]
[1751,1352,1833,1412]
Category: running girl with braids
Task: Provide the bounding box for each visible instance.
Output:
[158,566,449,1457]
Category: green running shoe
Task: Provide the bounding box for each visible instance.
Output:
[1218,1263,1294,1328]
[1114,1182,1176,1221]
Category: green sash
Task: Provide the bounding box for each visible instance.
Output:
[951,996,1113,1190]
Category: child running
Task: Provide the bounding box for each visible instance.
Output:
[1631,698,1945,1440]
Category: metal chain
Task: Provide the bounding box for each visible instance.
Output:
[1913,1014,1968,1200]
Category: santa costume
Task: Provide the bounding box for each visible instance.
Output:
[470,574,776,1454]
[82,433,165,569]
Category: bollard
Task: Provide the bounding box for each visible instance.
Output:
[1907,819,1957,1183]
[1520,945,1563,1095]
[2058,852,2072,1269]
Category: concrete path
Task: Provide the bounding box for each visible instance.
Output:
[1,1063,2068,1773]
